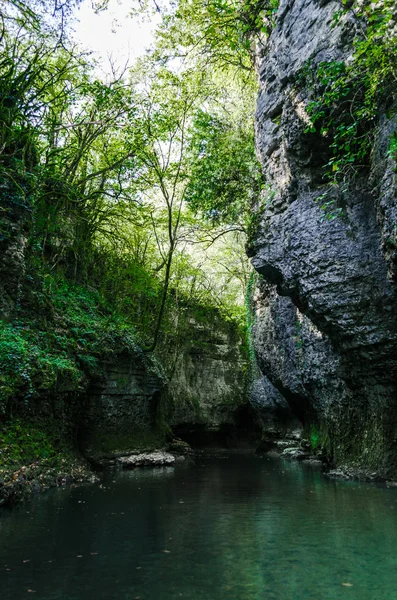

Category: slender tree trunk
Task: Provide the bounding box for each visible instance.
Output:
[144,244,174,353]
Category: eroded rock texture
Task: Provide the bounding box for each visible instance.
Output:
[251,0,397,476]
[162,309,299,445]
[163,313,255,445]
[81,352,163,463]
[250,372,301,439]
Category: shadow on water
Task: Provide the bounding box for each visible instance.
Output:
[1,453,397,600]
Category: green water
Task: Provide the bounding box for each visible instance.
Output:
[1,452,397,600]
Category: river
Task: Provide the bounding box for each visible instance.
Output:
[1,452,397,599]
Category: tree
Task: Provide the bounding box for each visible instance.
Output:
[126,63,212,351]
[185,107,262,229]
[0,0,260,357]
[155,0,278,75]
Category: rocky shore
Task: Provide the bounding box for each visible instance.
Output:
[0,438,196,508]
[259,431,397,486]
[0,457,96,508]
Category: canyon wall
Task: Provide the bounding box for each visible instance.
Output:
[160,311,257,445]
[250,0,397,476]
[80,352,164,464]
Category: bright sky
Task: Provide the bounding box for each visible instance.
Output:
[72,0,161,77]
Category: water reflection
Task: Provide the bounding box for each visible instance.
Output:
[1,453,397,600]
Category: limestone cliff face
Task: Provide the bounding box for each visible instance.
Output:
[80,312,252,457]
[162,312,253,444]
[81,310,296,452]
[249,371,301,439]
[251,0,397,476]
[80,352,164,463]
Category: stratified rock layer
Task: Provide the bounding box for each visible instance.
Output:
[162,312,256,444]
[80,352,164,463]
[251,0,397,476]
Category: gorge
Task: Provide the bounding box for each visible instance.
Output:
[1,1,397,598]
[0,0,397,499]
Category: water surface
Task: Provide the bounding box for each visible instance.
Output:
[1,452,397,600]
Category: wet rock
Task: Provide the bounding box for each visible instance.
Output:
[326,467,382,482]
[118,451,176,468]
[258,435,306,456]
[167,439,194,455]
[161,312,250,443]
[281,447,309,461]
[275,440,293,449]
[250,374,301,438]
[0,459,97,507]
[80,352,164,461]
[326,469,347,480]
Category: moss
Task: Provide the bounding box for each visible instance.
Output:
[305,423,332,459]
[180,301,245,337]
[0,272,145,412]
[0,417,94,507]
[0,417,78,472]
[310,428,319,450]
[185,395,203,417]
[0,321,84,412]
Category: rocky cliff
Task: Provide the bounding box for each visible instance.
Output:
[160,310,259,446]
[250,0,397,477]
[81,308,297,453]
[79,352,165,465]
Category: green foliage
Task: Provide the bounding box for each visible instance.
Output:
[0,0,258,416]
[0,272,145,412]
[186,109,263,227]
[44,275,140,357]
[0,415,87,477]
[297,0,397,207]
[0,0,268,488]
[302,58,374,185]
[310,427,320,450]
[157,0,279,74]
[307,425,331,456]
[244,271,261,381]
[0,419,58,469]
[0,321,82,413]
